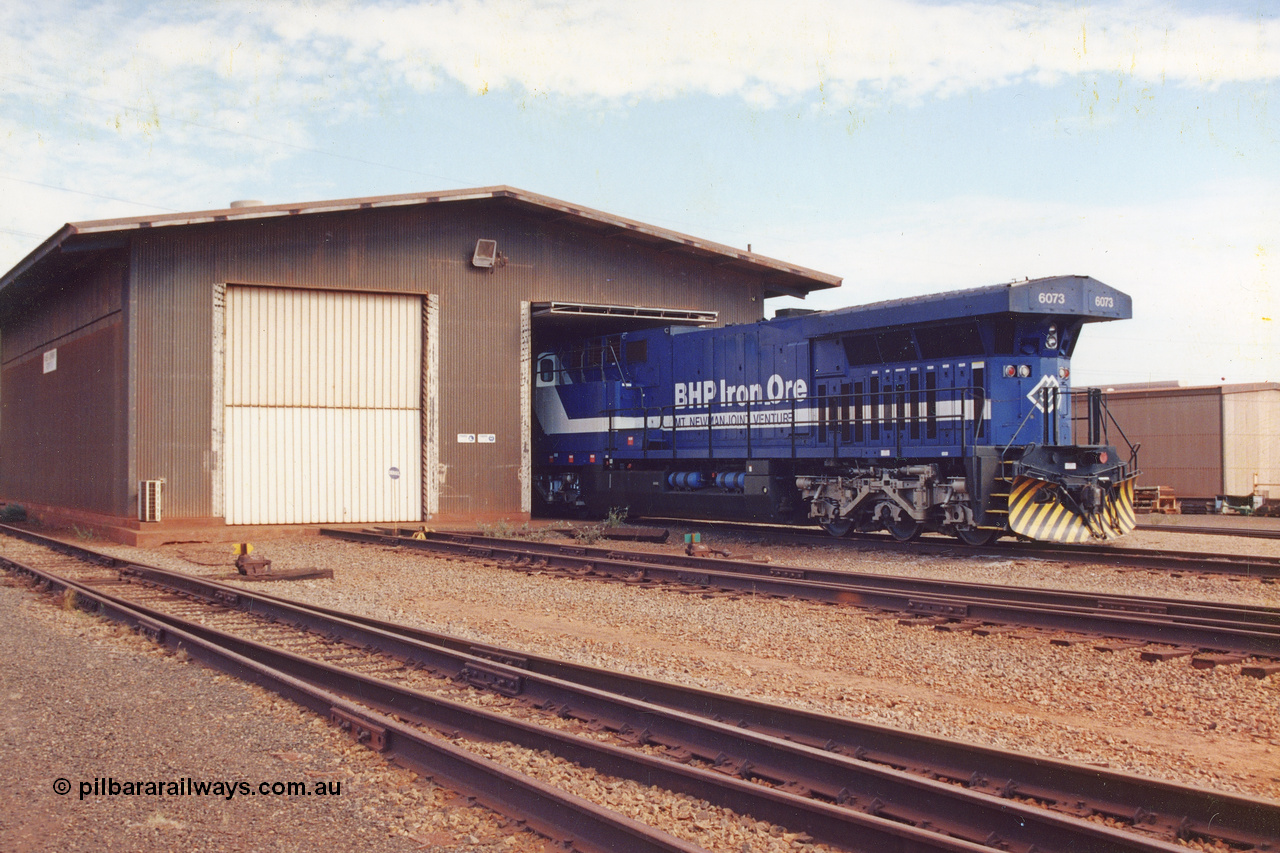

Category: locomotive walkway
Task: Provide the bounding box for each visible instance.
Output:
[1,524,1276,852]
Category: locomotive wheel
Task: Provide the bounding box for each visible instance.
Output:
[884,515,922,542]
[820,519,853,537]
[953,527,998,546]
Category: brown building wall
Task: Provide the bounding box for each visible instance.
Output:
[0,254,129,515]
[1098,389,1224,498]
[127,200,767,521]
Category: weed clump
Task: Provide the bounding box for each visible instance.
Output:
[573,506,629,544]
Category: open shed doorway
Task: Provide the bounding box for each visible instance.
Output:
[526,301,717,519]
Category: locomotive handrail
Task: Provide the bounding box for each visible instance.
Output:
[1099,393,1142,476]
[1001,405,1040,456]
[1068,388,1142,477]
[959,387,976,460]
[790,393,800,459]
[1041,385,1059,445]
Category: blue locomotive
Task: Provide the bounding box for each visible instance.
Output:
[534,275,1139,544]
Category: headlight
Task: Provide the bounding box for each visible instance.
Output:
[1018,364,1032,378]
[1045,324,1059,350]
[1059,367,1070,380]
[1003,365,1016,378]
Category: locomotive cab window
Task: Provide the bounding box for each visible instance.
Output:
[538,357,557,384]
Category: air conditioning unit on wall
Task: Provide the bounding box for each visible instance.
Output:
[139,479,164,522]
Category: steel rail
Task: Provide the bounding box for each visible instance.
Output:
[241,579,1280,850]
[640,517,1280,578]
[324,528,1280,658]
[0,552,1032,853]
[366,527,1280,631]
[1135,523,1280,541]
[0,525,1273,849]
[0,556,706,853]
[979,539,1280,576]
[105,566,1226,852]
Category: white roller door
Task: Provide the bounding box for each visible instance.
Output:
[224,286,421,525]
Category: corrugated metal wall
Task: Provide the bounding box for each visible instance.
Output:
[1098,389,1224,498]
[130,233,216,518]
[0,254,129,515]
[222,286,422,524]
[1222,388,1280,497]
[128,201,770,521]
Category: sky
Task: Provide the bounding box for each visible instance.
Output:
[0,0,1276,388]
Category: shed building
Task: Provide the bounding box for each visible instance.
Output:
[1086,382,1280,503]
[0,186,840,544]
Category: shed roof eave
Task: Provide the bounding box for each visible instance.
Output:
[57,185,840,296]
[0,223,78,296]
[1098,382,1280,397]
[2,186,841,300]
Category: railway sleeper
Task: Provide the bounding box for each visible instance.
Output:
[1139,647,1198,662]
[1242,660,1280,678]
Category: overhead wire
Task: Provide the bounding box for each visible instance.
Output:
[0,174,180,212]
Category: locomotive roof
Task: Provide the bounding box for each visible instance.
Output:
[798,275,1131,333]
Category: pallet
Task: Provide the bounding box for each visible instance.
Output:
[1134,486,1180,514]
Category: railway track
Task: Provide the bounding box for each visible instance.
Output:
[637,517,1280,579]
[326,527,1280,664]
[2,524,1278,851]
[1134,522,1280,541]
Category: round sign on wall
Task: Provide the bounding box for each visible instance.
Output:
[389,467,400,480]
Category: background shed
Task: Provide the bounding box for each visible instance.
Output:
[1086,382,1280,503]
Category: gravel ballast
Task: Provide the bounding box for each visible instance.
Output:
[116,527,1280,797]
[3,524,1279,850]
[0,578,547,853]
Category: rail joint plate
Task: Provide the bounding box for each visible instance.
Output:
[461,662,524,696]
[907,599,970,618]
[135,618,166,644]
[330,707,388,752]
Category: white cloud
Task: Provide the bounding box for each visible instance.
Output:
[5,2,1277,125]
[254,0,1280,106]
[1,1,1273,195]
[765,178,1278,386]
